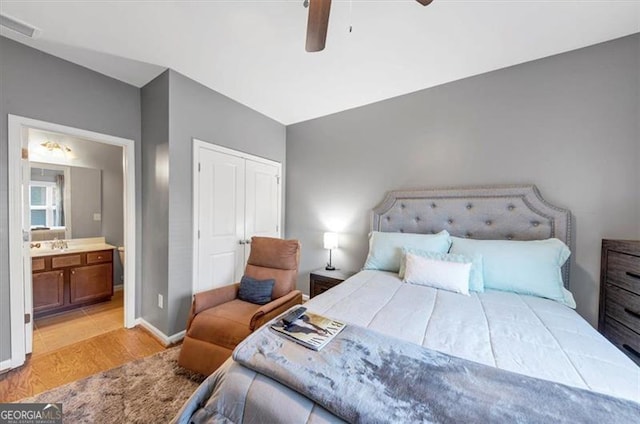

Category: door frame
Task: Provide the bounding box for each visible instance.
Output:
[191,139,282,296]
[7,115,137,370]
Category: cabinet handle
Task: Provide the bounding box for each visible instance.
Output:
[624,308,640,320]
[245,239,251,244]
[626,271,640,280]
[622,344,640,359]
[71,270,75,274]
[239,240,246,245]
[59,272,63,277]
[98,256,102,259]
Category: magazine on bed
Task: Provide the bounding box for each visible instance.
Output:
[270,311,346,351]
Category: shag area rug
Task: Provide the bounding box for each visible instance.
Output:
[20,346,205,423]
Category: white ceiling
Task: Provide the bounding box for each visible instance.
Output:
[1,1,639,124]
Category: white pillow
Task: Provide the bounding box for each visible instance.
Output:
[403,253,471,295]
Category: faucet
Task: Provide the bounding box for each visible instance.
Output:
[50,238,68,250]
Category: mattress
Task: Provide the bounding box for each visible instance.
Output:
[174,270,640,423]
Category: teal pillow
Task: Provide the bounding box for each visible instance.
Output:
[363,230,451,273]
[399,248,484,292]
[450,237,571,304]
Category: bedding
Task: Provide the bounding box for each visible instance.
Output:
[362,230,451,272]
[449,237,573,306]
[403,253,472,295]
[399,248,484,291]
[174,271,640,423]
[230,317,639,424]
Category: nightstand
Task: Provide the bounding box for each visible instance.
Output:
[310,269,356,298]
[599,239,640,365]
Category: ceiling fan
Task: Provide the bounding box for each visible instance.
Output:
[305,0,434,52]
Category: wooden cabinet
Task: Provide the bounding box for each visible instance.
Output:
[32,249,114,318]
[70,263,113,304]
[33,270,64,313]
[310,269,356,298]
[599,239,640,365]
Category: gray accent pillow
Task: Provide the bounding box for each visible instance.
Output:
[238,275,275,305]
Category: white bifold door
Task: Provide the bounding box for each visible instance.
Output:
[194,141,281,294]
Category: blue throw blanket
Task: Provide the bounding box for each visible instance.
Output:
[233,323,640,423]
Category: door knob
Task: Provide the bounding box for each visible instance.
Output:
[245,239,251,244]
[239,240,246,245]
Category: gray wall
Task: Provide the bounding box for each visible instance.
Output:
[140,70,287,337]
[0,36,142,362]
[69,167,102,239]
[286,34,640,327]
[166,70,286,335]
[140,71,170,334]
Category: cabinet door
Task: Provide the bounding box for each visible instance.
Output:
[69,263,113,304]
[33,270,65,313]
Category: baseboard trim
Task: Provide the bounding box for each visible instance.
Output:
[0,359,13,374]
[135,318,185,347]
[114,284,124,292]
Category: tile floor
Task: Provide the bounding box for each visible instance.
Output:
[32,290,124,357]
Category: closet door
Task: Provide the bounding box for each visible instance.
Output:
[244,159,281,260]
[195,148,245,293]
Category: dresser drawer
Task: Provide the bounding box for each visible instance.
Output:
[87,250,112,264]
[605,284,640,334]
[603,319,640,366]
[606,251,640,295]
[52,254,82,269]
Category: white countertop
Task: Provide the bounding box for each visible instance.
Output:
[31,237,116,258]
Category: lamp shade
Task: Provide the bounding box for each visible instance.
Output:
[323,232,339,250]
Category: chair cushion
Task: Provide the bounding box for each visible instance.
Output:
[238,275,275,304]
[247,237,300,270]
[187,299,260,349]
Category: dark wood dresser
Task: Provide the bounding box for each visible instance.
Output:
[310,269,356,298]
[599,239,640,365]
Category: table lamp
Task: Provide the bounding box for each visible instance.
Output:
[323,232,338,271]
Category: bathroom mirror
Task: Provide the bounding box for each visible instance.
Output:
[30,163,102,241]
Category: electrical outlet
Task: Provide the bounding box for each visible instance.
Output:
[93,213,101,221]
[158,294,163,309]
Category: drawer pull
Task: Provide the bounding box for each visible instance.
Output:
[622,344,640,359]
[624,308,640,320]
[626,271,640,280]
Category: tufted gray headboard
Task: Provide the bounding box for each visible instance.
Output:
[371,185,572,287]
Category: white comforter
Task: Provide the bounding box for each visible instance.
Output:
[175,270,640,423]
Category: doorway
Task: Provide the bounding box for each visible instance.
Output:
[7,115,136,370]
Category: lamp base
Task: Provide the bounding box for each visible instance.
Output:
[325,265,336,271]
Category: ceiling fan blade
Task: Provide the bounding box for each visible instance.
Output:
[416,0,434,5]
[306,0,332,52]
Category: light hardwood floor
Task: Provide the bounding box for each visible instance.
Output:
[33,290,125,357]
[0,292,166,402]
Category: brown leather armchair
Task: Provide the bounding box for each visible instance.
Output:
[178,237,302,375]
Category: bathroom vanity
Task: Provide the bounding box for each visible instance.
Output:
[31,237,115,318]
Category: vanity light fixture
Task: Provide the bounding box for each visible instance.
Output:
[323,232,339,271]
[41,140,72,154]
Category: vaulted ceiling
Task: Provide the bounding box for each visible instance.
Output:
[1,1,638,124]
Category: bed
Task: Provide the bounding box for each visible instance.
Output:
[173,185,640,423]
